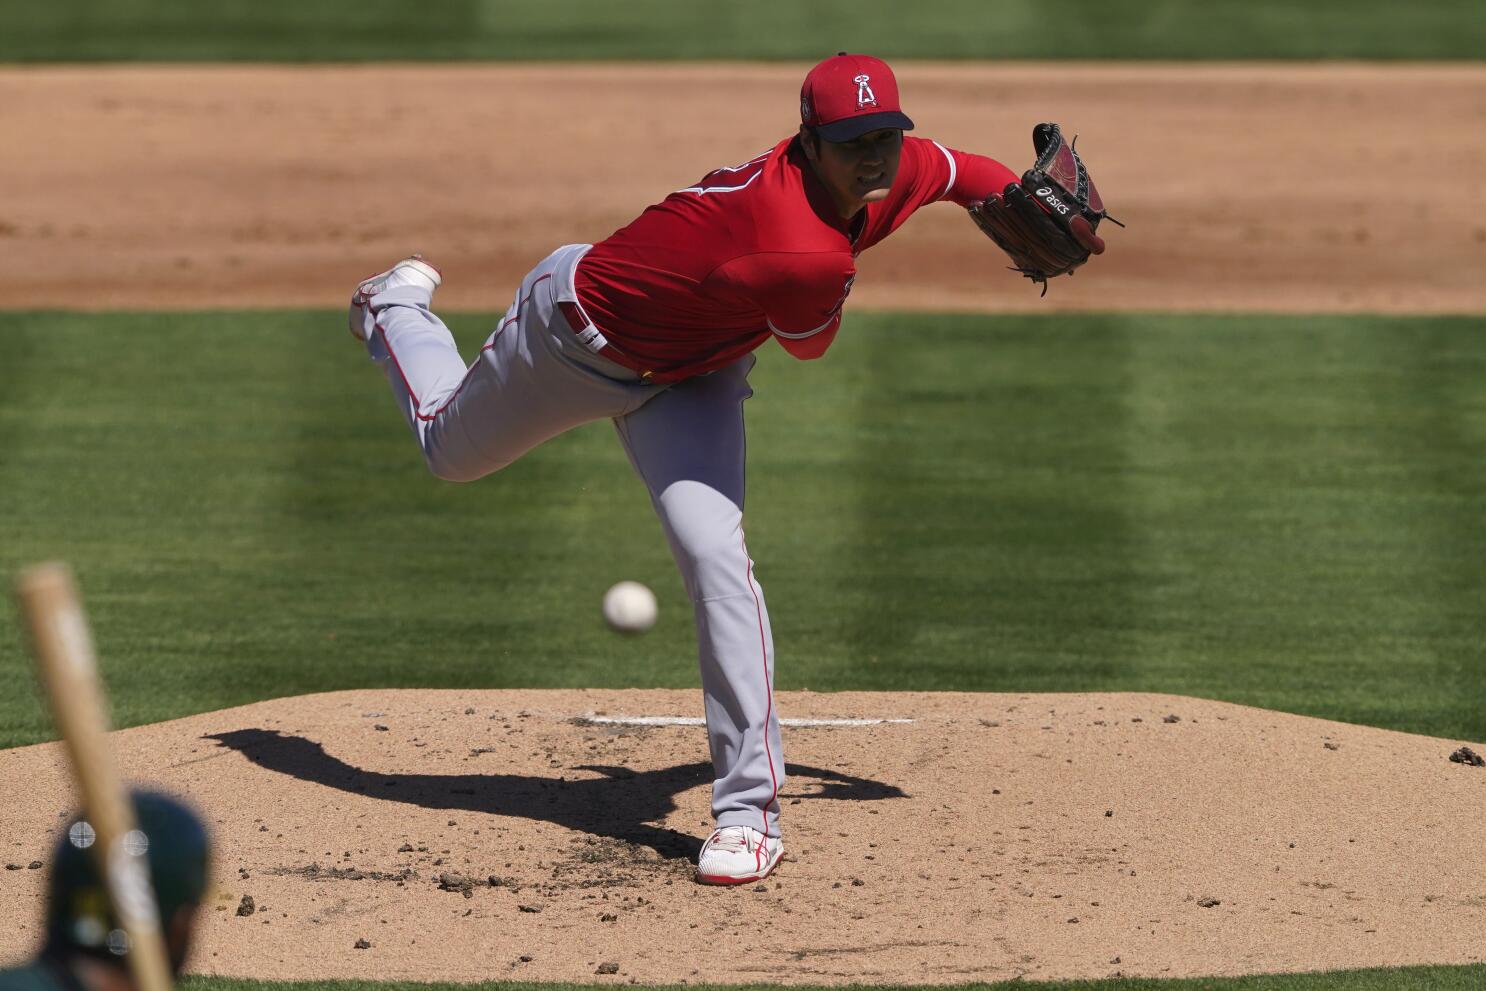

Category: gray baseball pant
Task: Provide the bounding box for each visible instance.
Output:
[352,244,785,839]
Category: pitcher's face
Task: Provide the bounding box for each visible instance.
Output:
[802,126,904,218]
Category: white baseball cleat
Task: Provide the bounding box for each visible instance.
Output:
[696,825,783,885]
[348,255,442,341]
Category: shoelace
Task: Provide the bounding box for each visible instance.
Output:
[707,828,756,854]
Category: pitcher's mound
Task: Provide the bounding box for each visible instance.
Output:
[1,689,1483,984]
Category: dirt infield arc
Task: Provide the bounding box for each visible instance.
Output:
[1,689,1483,984]
[2,62,1484,314]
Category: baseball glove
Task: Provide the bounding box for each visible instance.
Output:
[968,122,1120,295]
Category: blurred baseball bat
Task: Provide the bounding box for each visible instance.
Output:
[15,562,173,991]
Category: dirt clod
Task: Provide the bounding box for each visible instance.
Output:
[1449,747,1484,767]
[596,963,620,975]
[271,863,411,883]
[1198,897,1221,908]
[439,873,477,894]
[27,861,42,870]
[1163,714,1181,724]
[236,895,255,917]
[354,938,371,949]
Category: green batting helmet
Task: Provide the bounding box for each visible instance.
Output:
[44,789,212,962]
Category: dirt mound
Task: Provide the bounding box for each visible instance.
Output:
[1,688,1483,983]
[2,63,1484,314]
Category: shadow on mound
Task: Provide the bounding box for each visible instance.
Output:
[206,728,906,863]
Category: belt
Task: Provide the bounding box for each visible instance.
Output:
[556,300,657,383]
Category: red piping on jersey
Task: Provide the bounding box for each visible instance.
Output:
[374,275,551,423]
[743,533,780,837]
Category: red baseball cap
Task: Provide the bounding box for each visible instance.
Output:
[800,53,915,142]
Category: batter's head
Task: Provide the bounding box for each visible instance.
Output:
[45,789,212,969]
[799,53,915,143]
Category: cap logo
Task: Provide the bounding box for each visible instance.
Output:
[854,74,877,109]
[801,95,812,122]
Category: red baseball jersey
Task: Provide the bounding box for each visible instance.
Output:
[574,135,1017,380]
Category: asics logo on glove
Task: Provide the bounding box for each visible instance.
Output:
[1034,187,1072,216]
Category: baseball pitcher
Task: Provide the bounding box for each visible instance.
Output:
[347,53,1114,884]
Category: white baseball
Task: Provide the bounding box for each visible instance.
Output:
[602,581,657,634]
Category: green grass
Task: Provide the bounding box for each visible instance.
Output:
[176,964,1486,991]
[1,0,1482,61]
[1,311,1483,752]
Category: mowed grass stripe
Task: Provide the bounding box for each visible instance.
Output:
[1118,318,1486,732]
[1,312,1482,750]
[3,0,1483,61]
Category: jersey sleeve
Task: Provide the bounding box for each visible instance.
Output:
[936,143,1019,207]
[856,137,1020,252]
[894,137,1018,207]
[710,251,855,360]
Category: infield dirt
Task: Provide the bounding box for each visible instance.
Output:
[0,689,1484,984]
[2,62,1484,314]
